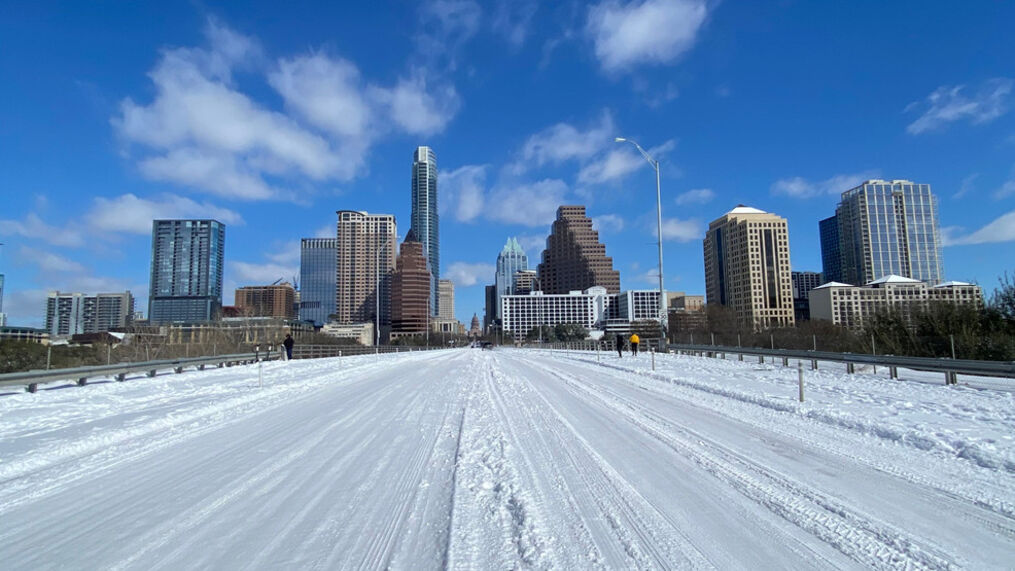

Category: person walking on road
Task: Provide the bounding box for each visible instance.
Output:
[615,334,624,358]
[283,333,294,361]
[629,333,640,356]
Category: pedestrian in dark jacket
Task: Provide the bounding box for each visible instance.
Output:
[283,334,294,361]
[615,334,624,358]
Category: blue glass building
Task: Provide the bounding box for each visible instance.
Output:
[299,238,337,327]
[410,146,439,316]
[494,237,528,320]
[833,180,943,286]
[818,215,841,284]
[148,219,224,323]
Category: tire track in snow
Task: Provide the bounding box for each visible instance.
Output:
[491,354,714,569]
[539,361,958,570]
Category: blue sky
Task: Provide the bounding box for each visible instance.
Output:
[2,1,1014,328]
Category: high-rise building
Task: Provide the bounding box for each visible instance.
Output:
[0,273,5,326]
[437,279,455,320]
[235,284,296,319]
[45,291,134,336]
[411,146,439,315]
[335,210,397,326]
[791,271,824,321]
[703,206,795,328]
[537,206,620,295]
[299,238,337,326]
[818,216,842,284]
[149,219,224,323]
[495,237,528,319]
[513,269,538,295]
[484,284,497,331]
[390,231,431,334]
[825,179,943,286]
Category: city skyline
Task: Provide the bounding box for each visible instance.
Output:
[2,3,1014,328]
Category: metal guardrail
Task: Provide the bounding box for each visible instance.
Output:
[665,343,1015,384]
[0,352,271,393]
[2,344,453,394]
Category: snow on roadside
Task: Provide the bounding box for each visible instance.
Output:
[542,349,1015,472]
[0,352,442,511]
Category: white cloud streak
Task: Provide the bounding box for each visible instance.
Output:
[587,0,708,73]
[674,188,714,205]
[906,78,1012,135]
[943,210,1015,246]
[771,171,879,199]
[445,262,495,287]
[87,193,243,234]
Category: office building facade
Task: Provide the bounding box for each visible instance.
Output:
[703,206,795,329]
[495,237,528,319]
[809,276,983,330]
[390,231,431,334]
[537,206,620,294]
[411,146,439,315]
[827,179,943,286]
[235,284,296,319]
[437,279,455,320]
[149,219,224,323]
[818,216,842,284]
[500,288,662,340]
[299,238,337,326]
[336,211,397,326]
[45,291,134,337]
[791,271,824,321]
[513,270,538,295]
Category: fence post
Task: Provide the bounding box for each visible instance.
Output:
[651,347,655,371]
[950,335,956,360]
[46,345,52,370]
[770,333,774,350]
[798,362,804,402]
[812,335,816,351]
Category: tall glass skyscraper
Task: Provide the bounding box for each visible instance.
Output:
[149,219,224,323]
[410,146,439,316]
[818,215,841,283]
[494,237,528,319]
[826,180,943,285]
[299,238,337,327]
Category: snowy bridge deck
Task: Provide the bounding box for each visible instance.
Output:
[2,349,1014,569]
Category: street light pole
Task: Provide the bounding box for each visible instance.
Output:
[615,137,666,332]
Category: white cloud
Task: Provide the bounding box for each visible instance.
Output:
[0,213,84,248]
[517,234,547,254]
[655,217,702,242]
[954,174,978,199]
[943,210,1015,246]
[994,168,1015,200]
[445,262,495,287]
[269,53,370,139]
[314,224,335,238]
[372,73,460,136]
[493,0,537,48]
[416,0,482,70]
[587,0,708,73]
[592,214,625,233]
[229,261,299,285]
[487,179,569,226]
[17,246,86,273]
[906,78,1012,135]
[87,193,243,234]
[441,165,488,222]
[578,139,674,184]
[518,112,615,170]
[675,188,714,205]
[771,171,879,199]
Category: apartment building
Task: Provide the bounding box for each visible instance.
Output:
[809,275,983,329]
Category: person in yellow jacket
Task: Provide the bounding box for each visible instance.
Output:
[629,333,640,356]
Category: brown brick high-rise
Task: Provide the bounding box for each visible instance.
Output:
[537,206,620,294]
[390,231,431,333]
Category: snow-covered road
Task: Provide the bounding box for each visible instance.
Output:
[2,349,1014,569]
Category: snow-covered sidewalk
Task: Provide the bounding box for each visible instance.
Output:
[1,349,1013,569]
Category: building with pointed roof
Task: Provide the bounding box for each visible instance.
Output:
[494,237,529,320]
[703,205,795,329]
[410,146,439,317]
[536,206,620,295]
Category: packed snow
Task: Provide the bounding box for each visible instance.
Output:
[1,348,1014,569]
